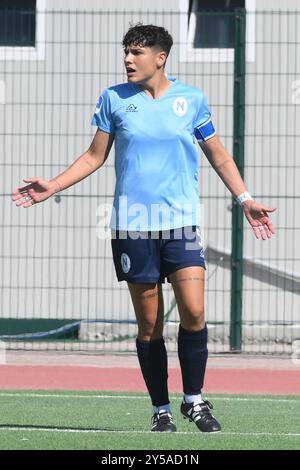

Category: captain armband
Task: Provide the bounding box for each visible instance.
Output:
[194,119,216,142]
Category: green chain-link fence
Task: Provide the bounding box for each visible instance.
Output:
[0,8,299,354]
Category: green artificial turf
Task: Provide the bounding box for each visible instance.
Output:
[0,391,299,450]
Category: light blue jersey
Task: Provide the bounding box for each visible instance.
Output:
[92,78,215,231]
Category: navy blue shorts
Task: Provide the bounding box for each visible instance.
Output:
[111,226,205,284]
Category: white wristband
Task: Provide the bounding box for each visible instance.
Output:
[236,192,253,206]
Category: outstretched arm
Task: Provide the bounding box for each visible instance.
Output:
[200,135,276,240]
[12,130,114,208]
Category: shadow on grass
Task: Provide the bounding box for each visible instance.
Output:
[0,424,116,432]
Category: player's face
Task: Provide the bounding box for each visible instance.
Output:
[124,44,166,84]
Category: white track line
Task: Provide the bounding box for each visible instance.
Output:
[0,392,299,403]
[0,427,299,437]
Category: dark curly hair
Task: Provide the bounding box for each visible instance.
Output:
[122,23,173,58]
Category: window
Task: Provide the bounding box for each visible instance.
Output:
[189,0,245,49]
[0,0,36,47]
[179,0,255,62]
[0,0,45,61]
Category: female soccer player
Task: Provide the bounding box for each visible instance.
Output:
[12,24,276,433]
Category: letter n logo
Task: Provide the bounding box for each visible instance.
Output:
[173,97,188,116]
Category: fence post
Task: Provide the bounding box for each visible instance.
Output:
[230,8,246,351]
[0,341,6,364]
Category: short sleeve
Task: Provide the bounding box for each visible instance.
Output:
[193,94,216,142]
[91,89,116,134]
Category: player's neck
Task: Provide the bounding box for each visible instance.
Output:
[140,74,172,100]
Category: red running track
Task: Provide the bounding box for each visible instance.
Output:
[0,365,299,394]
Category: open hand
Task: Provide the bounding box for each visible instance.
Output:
[12,177,58,208]
[242,200,276,240]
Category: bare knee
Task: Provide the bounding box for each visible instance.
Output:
[137,317,164,341]
[180,306,205,331]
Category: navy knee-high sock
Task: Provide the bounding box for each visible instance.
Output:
[136,337,169,406]
[178,324,208,394]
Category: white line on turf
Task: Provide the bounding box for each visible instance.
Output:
[0,427,299,437]
[0,392,298,403]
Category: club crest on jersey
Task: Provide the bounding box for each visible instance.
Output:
[173,97,188,116]
[121,253,131,273]
[126,104,138,112]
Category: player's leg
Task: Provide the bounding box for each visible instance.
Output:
[128,282,164,342]
[170,266,207,395]
[170,266,221,432]
[161,226,221,432]
[128,282,176,432]
[111,230,176,431]
[170,266,207,399]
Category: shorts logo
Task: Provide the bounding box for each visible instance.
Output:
[121,253,131,273]
[173,97,188,116]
